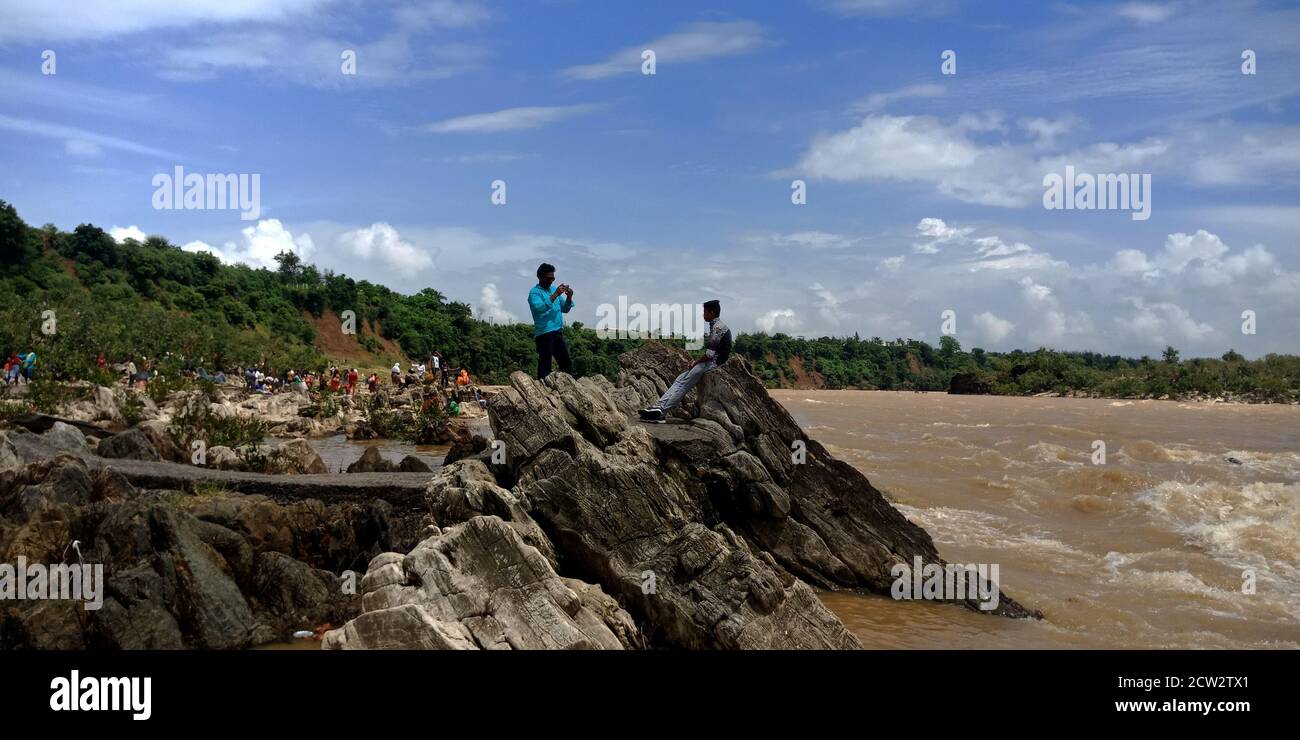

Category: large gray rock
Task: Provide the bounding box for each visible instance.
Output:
[0,432,18,473]
[41,421,91,457]
[346,446,396,473]
[272,439,327,475]
[0,455,428,650]
[611,343,1038,618]
[477,343,1037,649]
[323,516,638,650]
[97,427,162,462]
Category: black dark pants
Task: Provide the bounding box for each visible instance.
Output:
[535,330,573,380]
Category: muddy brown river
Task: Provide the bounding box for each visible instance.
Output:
[780,390,1299,649]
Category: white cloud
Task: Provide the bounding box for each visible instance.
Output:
[879,255,905,272]
[182,219,314,269]
[817,0,948,17]
[1155,230,1229,272]
[810,282,846,326]
[1018,116,1077,148]
[793,113,1166,208]
[1115,298,1214,347]
[109,225,148,243]
[425,104,603,134]
[64,139,102,157]
[1018,276,1053,302]
[393,0,489,29]
[157,31,488,86]
[338,223,433,271]
[0,114,182,160]
[563,21,767,80]
[913,217,973,253]
[743,231,860,250]
[971,312,1015,344]
[477,283,517,324]
[756,308,800,333]
[1116,2,1177,24]
[852,83,946,114]
[0,0,331,42]
[1108,248,1155,275]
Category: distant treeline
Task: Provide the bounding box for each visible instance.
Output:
[1,199,1296,399]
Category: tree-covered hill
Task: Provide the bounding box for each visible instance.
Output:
[1,199,1295,400]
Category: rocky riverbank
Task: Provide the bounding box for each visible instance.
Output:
[2,344,1039,650]
[325,343,1039,650]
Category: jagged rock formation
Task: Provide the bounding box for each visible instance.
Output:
[329,344,1039,651]
[0,454,426,649]
[345,447,431,474]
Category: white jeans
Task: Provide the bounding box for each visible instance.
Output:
[654,360,717,411]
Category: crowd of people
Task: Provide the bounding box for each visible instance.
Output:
[2,345,487,417]
[3,351,37,385]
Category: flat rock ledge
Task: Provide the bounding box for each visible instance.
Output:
[326,344,1039,651]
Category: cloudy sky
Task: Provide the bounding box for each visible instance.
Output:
[1,0,1297,357]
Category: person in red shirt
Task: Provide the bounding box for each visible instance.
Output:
[347,368,359,395]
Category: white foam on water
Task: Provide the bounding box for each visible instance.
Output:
[1136,480,1300,599]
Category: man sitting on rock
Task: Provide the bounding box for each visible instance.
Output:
[639,300,732,422]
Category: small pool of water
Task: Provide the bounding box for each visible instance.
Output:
[270,419,492,474]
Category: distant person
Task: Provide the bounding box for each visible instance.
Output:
[391,362,402,385]
[367,372,379,393]
[19,351,36,383]
[438,352,449,388]
[96,354,107,370]
[3,355,14,386]
[125,357,138,388]
[639,300,732,422]
[528,262,575,380]
[348,368,359,394]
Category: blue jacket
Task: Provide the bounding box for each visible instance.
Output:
[528,284,573,336]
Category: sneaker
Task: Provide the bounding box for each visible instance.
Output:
[638,407,665,421]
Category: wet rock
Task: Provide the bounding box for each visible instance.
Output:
[397,455,432,473]
[251,551,354,639]
[346,447,396,473]
[442,426,490,465]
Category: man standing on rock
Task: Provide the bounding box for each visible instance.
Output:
[528,262,575,380]
[639,301,732,422]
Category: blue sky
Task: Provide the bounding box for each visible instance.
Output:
[1,0,1297,357]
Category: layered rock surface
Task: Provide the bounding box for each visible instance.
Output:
[0,454,425,649]
[328,343,1039,651]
